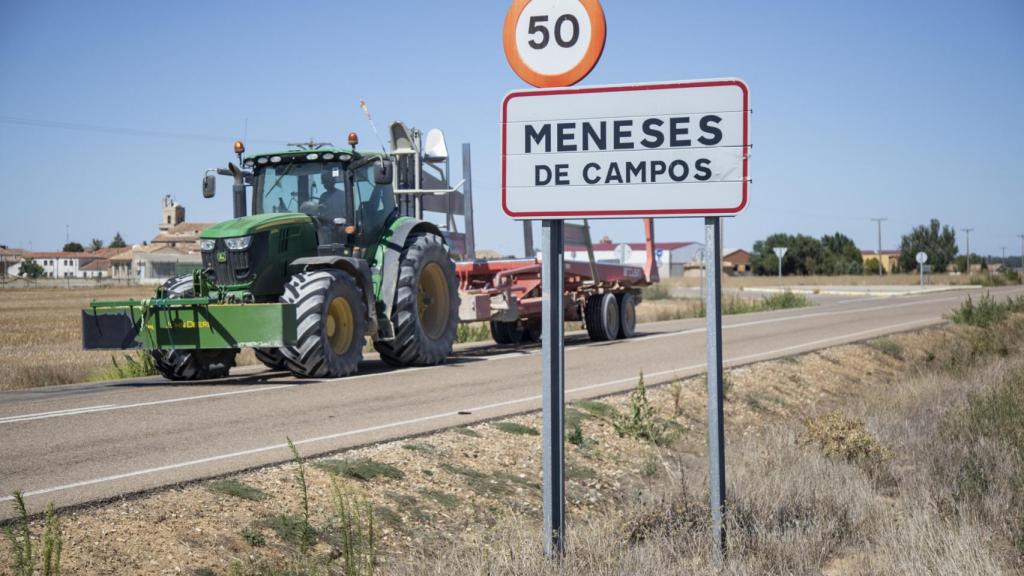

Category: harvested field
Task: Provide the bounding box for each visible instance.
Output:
[5,309,1022,575]
[0,286,265,390]
[0,286,152,389]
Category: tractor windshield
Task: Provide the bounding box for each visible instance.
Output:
[254,161,349,222]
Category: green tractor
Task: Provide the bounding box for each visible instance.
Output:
[83,123,471,380]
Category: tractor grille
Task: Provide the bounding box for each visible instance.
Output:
[202,237,260,285]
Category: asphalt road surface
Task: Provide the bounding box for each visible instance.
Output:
[3,284,1023,519]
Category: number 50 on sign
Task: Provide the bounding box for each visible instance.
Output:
[503,0,607,88]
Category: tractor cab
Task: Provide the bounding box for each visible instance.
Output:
[244,144,395,255]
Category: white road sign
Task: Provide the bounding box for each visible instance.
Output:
[614,243,632,264]
[501,79,750,219]
[915,251,928,264]
[773,247,788,259]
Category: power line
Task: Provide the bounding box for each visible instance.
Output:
[0,115,287,145]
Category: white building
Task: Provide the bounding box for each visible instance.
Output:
[15,248,129,279]
[563,241,705,279]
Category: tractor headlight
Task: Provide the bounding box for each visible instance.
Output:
[200,239,216,252]
[224,236,252,251]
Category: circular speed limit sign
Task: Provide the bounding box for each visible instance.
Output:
[503,0,606,88]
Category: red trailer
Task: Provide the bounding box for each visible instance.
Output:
[456,219,659,343]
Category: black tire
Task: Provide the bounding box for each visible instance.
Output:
[280,269,366,378]
[524,320,543,343]
[490,319,524,344]
[254,348,288,371]
[584,292,620,342]
[150,275,237,381]
[617,292,637,339]
[374,233,460,366]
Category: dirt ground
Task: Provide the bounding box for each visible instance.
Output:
[0,321,953,575]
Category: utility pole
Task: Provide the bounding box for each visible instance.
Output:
[871,218,887,276]
[1018,234,1024,271]
[961,228,974,273]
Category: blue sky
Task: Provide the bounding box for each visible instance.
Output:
[1,1,1021,257]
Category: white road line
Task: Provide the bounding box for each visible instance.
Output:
[0,404,117,423]
[0,385,297,425]
[0,316,943,504]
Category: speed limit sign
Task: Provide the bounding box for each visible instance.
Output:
[503,0,606,88]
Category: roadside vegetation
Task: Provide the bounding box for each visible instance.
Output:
[637,288,810,323]
[9,295,1024,574]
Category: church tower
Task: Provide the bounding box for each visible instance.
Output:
[160,195,185,231]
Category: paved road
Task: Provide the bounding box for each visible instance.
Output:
[2,284,1022,518]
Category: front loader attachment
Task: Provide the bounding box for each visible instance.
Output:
[82,298,296,351]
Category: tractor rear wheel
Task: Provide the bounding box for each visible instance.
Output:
[617,292,637,339]
[150,275,237,381]
[280,269,366,378]
[374,233,460,366]
[254,348,288,371]
[584,292,620,342]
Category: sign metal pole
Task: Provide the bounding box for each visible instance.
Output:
[541,219,565,557]
[705,216,726,558]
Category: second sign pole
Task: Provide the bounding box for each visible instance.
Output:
[705,216,727,559]
[541,219,566,557]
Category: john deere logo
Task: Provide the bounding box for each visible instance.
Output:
[216,252,227,263]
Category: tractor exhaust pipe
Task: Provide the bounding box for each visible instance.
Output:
[228,162,248,218]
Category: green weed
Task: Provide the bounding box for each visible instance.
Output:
[574,399,619,419]
[4,493,62,576]
[240,526,266,547]
[491,421,539,436]
[614,372,669,445]
[456,323,492,344]
[315,458,404,482]
[871,338,904,359]
[568,420,585,447]
[207,479,266,502]
[89,350,157,381]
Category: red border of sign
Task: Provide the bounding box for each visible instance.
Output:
[501,79,749,219]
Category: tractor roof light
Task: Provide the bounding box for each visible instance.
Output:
[234,140,245,154]
[348,132,359,147]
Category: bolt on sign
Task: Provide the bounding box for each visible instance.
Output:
[501,79,750,219]
[503,0,606,88]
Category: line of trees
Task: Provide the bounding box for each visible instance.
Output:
[61,232,127,253]
[751,232,863,276]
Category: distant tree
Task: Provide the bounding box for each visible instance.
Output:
[820,232,864,275]
[18,258,44,279]
[751,233,824,276]
[89,238,104,251]
[109,232,127,248]
[863,257,883,275]
[899,219,957,272]
[62,241,84,253]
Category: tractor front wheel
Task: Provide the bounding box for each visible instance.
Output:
[280,269,367,378]
[254,348,289,371]
[375,233,460,366]
[150,275,237,381]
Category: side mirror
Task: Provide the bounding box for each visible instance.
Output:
[202,174,216,198]
[374,160,394,185]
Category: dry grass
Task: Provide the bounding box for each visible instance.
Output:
[0,286,152,389]
[0,286,261,390]
[5,305,1023,574]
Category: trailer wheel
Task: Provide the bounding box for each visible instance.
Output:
[584,293,620,342]
[617,292,637,339]
[280,269,366,378]
[150,275,237,381]
[375,233,460,366]
[254,348,288,371]
[490,320,524,344]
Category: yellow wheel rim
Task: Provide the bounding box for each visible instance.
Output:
[418,262,450,340]
[325,296,354,355]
